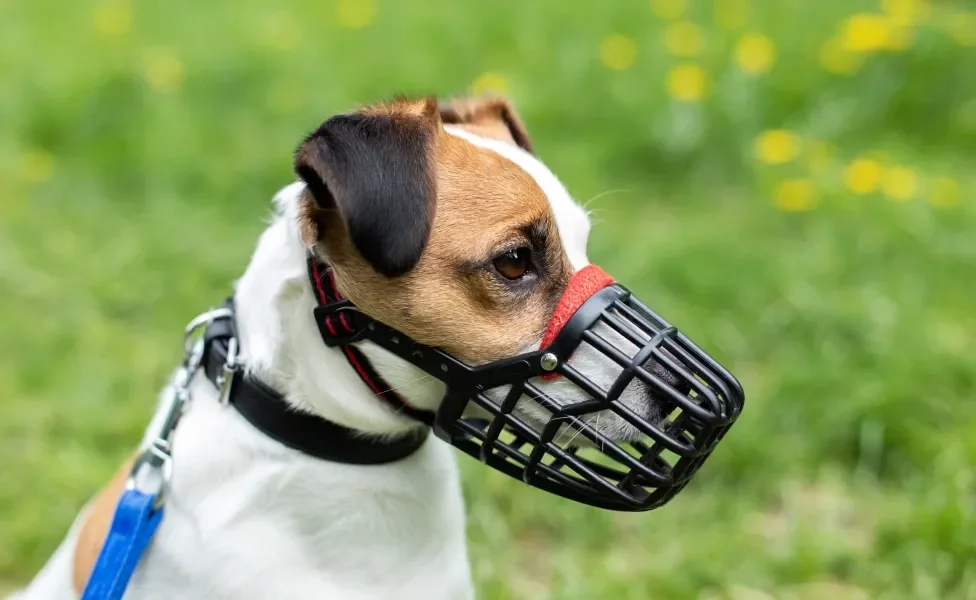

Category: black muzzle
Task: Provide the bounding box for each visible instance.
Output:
[311,257,744,512]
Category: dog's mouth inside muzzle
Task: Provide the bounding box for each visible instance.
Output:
[315,262,744,512]
[425,266,745,512]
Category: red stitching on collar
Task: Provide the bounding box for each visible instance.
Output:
[342,346,385,396]
[310,257,329,305]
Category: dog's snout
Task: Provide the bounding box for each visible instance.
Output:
[643,350,692,396]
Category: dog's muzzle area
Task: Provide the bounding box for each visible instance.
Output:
[434,267,744,511]
[489,323,695,447]
[480,265,699,446]
[314,263,744,511]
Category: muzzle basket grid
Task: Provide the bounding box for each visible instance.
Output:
[314,270,745,512]
[435,285,744,512]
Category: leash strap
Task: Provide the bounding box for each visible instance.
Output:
[80,489,163,600]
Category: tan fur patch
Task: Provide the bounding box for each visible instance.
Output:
[361,95,438,120]
[303,97,571,364]
[439,96,533,152]
[72,454,137,594]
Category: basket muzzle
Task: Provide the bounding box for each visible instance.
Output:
[313,262,745,511]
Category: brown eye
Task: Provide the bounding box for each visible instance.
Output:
[493,247,532,280]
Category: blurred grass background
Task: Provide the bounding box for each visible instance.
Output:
[1,0,975,598]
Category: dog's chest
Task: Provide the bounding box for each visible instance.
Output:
[127,508,473,600]
[119,379,473,599]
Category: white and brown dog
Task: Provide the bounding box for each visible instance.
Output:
[12,95,692,600]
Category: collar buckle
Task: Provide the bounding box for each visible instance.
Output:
[216,337,238,405]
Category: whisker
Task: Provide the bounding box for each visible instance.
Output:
[517,382,613,450]
[582,188,630,210]
[378,372,436,395]
[560,414,596,448]
[593,412,602,451]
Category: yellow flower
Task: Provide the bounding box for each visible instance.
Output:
[600,34,638,71]
[948,13,976,47]
[336,0,376,30]
[754,130,800,165]
[929,177,960,207]
[666,64,708,102]
[714,0,748,30]
[819,37,864,76]
[664,21,704,57]
[734,32,775,74]
[472,72,509,95]
[92,0,132,37]
[143,49,184,94]
[881,165,917,201]
[841,14,895,53]
[881,0,930,25]
[804,140,834,173]
[19,149,54,184]
[651,0,686,20]
[774,178,818,212]
[844,158,883,194]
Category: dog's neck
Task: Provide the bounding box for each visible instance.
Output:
[231,182,444,437]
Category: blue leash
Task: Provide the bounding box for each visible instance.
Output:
[80,489,163,600]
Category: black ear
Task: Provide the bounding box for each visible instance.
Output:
[294,97,439,278]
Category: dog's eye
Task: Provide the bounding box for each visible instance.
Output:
[493,247,532,280]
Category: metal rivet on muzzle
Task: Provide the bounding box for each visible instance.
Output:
[540,353,558,371]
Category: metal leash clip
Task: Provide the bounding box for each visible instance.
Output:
[125,367,190,511]
[126,306,233,510]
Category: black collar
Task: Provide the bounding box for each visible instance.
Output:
[200,299,430,465]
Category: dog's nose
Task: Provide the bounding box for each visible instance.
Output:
[644,349,692,396]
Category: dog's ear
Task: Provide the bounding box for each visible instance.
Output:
[294,97,439,278]
[438,95,534,154]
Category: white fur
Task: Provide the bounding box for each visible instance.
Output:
[13,128,620,600]
[443,126,592,271]
[444,127,661,441]
[14,185,470,600]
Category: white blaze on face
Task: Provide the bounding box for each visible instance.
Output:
[443,126,592,272]
[443,127,656,442]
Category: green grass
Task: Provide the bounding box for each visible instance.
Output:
[2,0,975,598]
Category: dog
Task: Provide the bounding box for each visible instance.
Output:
[12,94,730,600]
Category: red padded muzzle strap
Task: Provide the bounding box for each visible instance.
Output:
[539,265,614,379]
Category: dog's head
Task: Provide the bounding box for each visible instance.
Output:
[292,95,679,443]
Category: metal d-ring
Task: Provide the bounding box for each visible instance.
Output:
[183,306,233,358]
[126,441,174,511]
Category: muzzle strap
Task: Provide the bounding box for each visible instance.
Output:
[306,253,436,426]
[540,265,615,349]
[539,265,615,380]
